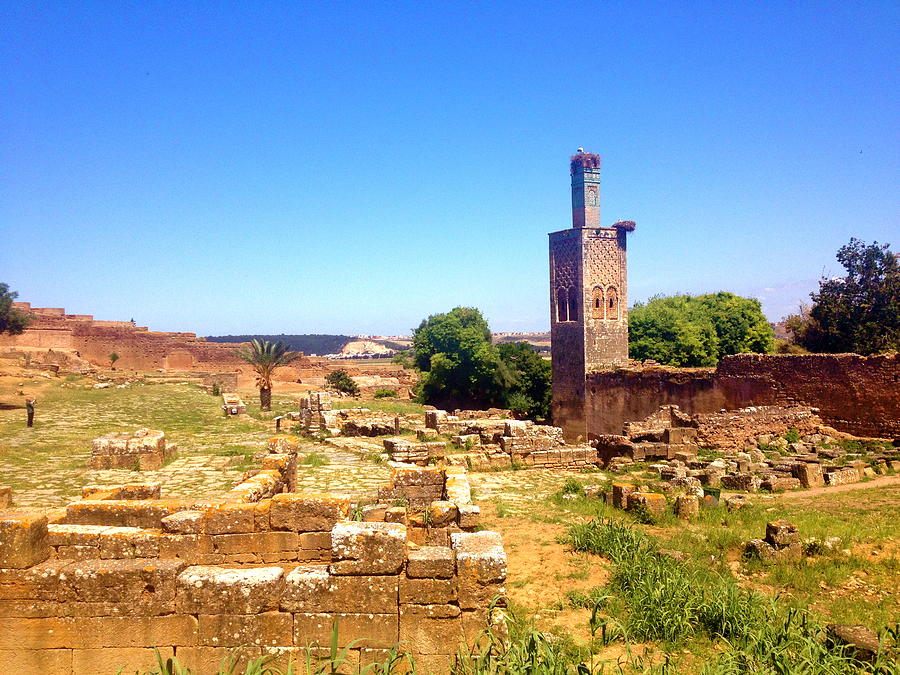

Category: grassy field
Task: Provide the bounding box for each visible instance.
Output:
[0,373,277,504]
[474,471,900,672]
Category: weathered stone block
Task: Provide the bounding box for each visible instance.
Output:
[451,532,506,610]
[282,566,398,613]
[330,522,406,575]
[626,493,668,519]
[294,612,399,649]
[427,501,458,527]
[824,467,859,486]
[674,495,699,520]
[161,510,205,534]
[400,576,457,604]
[457,504,480,530]
[611,483,634,510]
[406,546,455,579]
[765,521,800,549]
[97,527,163,559]
[399,603,463,655]
[212,532,297,557]
[203,503,257,535]
[0,648,72,673]
[62,559,184,615]
[761,476,802,493]
[176,566,284,614]
[825,624,882,663]
[48,523,106,549]
[269,494,350,532]
[720,473,761,492]
[198,612,292,647]
[0,513,50,568]
[744,538,776,562]
[65,499,196,529]
[791,462,824,488]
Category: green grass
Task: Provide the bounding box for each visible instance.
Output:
[0,377,272,502]
[299,452,329,467]
[566,518,899,672]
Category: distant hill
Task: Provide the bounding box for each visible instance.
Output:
[205,334,353,356]
[493,332,551,352]
[205,332,550,356]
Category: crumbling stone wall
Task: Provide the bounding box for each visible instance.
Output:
[0,442,505,673]
[585,354,899,439]
[1,304,418,388]
[90,429,176,471]
[692,405,823,451]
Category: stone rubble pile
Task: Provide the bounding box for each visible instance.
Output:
[90,428,177,471]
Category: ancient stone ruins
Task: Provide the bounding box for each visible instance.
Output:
[0,435,505,673]
[550,151,899,443]
[1,150,897,672]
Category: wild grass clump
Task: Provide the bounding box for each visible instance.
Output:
[566,518,898,672]
[299,452,328,467]
[559,477,585,497]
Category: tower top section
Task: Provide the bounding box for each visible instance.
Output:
[570,151,601,174]
[570,150,601,229]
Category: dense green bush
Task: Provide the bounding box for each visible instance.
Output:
[629,292,774,366]
[408,307,551,420]
[373,388,396,398]
[325,369,359,395]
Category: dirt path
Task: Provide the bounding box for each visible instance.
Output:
[776,474,900,499]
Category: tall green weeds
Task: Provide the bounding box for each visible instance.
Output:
[567,518,898,673]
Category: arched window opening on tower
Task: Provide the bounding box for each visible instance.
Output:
[556,287,569,322]
[591,287,604,319]
[567,286,579,322]
[607,286,619,320]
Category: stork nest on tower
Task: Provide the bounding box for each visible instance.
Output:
[570,152,601,174]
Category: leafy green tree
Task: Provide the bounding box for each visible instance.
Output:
[497,342,552,420]
[108,352,120,369]
[629,293,773,367]
[788,239,898,354]
[325,369,360,395]
[0,283,30,335]
[235,339,300,411]
[411,307,514,410]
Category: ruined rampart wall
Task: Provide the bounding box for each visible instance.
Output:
[714,353,899,439]
[1,304,414,384]
[585,366,723,436]
[586,354,899,439]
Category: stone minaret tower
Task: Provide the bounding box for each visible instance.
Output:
[549,151,635,440]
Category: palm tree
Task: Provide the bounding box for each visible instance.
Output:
[235,339,299,411]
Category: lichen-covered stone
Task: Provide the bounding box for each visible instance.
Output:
[269,495,350,532]
[176,566,284,614]
[0,513,50,569]
[451,532,506,610]
[406,546,455,579]
[281,566,398,613]
[330,522,406,575]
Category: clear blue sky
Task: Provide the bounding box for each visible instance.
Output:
[2,2,897,336]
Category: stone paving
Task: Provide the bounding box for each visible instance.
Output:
[4,453,246,508]
[469,467,603,513]
[294,437,393,501]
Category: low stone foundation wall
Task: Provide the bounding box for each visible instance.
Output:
[0,440,505,673]
[90,429,176,471]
